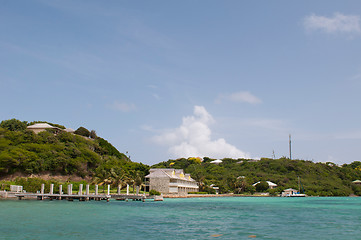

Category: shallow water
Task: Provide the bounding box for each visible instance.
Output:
[1,197,360,239]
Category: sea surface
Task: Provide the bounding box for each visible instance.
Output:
[1,197,361,240]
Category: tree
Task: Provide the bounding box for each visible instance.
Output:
[255,181,269,192]
[74,127,90,137]
[0,119,27,131]
[89,130,97,139]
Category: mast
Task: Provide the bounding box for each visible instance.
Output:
[289,134,292,160]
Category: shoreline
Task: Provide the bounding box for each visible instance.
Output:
[164,193,275,198]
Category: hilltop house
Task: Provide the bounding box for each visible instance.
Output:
[145,168,199,195]
[27,123,62,134]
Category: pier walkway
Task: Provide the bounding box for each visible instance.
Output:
[12,183,163,202]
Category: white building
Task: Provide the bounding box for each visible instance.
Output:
[145,168,199,195]
[27,123,62,134]
[10,185,23,193]
[281,188,299,197]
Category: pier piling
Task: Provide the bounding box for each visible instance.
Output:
[79,184,83,196]
[59,185,62,200]
[50,184,54,195]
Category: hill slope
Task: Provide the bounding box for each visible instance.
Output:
[0,119,149,182]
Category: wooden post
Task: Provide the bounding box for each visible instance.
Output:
[126,184,129,195]
[50,184,54,195]
[107,185,110,195]
[79,184,83,195]
[70,184,73,195]
[117,185,121,195]
[40,184,45,200]
[59,185,62,200]
[95,185,98,195]
[86,185,90,195]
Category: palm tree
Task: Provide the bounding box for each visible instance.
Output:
[93,167,111,193]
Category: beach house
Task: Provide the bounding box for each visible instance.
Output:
[281,188,298,197]
[145,168,199,195]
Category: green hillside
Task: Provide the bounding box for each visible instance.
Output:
[152,157,361,196]
[0,119,149,186]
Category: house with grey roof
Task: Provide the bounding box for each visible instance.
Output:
[27,123,62,134]
[145,168,199,195]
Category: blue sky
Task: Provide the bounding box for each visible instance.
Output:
[1,1,361,165]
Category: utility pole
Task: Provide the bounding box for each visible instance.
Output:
[289,134,292,160]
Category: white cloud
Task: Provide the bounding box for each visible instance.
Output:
[153,106,250,159]
[303,13,361,34]
[107,101,136,112]
[216,91,262,104]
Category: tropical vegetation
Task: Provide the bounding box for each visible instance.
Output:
[0,119,149,192]
[152,157,361,196]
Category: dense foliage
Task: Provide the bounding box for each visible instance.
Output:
[152,157,361,196]
[0,119,149,188]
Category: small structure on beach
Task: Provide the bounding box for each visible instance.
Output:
[145,168,199,195]
[281,188,298,197]
[10,185,23,193]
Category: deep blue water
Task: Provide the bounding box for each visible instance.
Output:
[1,197,361,239]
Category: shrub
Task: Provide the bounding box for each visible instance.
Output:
[149,189,161,195]
[74,127,90,137]
[0,119,27,131]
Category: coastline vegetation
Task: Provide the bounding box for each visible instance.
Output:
[152,157,361,196]
[2,118,361,197]
[0,119,150,193]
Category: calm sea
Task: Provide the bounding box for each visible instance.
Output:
[1,197,360,240]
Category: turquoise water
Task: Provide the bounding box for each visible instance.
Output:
[1,197,361,239]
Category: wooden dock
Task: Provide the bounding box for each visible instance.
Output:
[14,193,111,201]
[12,183,163,202]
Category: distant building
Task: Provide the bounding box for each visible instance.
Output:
[252,181,278,189]
[352,180,361,185]
[27,123,62,134]
[145,168,199,195]
[281,188,298,197]
[64,128,75,133]
[10,185,23,193]
[210,159,222,164]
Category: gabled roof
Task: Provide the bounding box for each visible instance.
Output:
[283,188,297,192]
[27,123,58,129]
[145,168,196,182]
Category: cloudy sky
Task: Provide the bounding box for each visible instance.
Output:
[1,1,361,165]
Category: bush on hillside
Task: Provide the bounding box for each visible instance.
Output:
[74,127,90,137]
[0,119,27,131]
